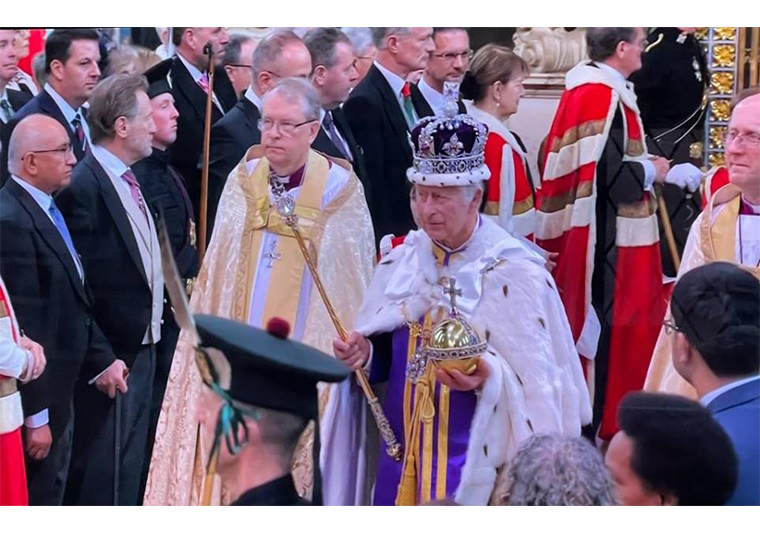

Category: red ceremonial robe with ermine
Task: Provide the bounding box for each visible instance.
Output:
[535,62,668,440]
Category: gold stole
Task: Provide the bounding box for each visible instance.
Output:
[396,246,456,506]
[238,151,331,328]
[702,186,760,279]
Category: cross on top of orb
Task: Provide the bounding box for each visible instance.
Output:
[441,277,463,314]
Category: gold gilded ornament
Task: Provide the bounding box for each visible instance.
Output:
[711,72,735,95]
[714,27,737,40]
[689,142,704,160]
[712,45,736,68]
[709,153,726,167]
[710,99,731,121]
[695,27,709,40]
[422,277,487,375]
[710,127,727,149]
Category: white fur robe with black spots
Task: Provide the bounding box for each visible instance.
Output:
[323,217,592,505]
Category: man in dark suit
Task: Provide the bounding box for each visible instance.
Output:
[343,27,434,241]
[207,30,311,237]
[671,262,760,506]
[131,61,198,493]
[1,29,101,186]
[0,29,34,124]
[0,114,123,505]
[418,28,471,116]
[55,75,164,505]
[304,27,369,200]
[167,27,236,228]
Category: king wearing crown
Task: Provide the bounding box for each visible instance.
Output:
[332,87,592,506]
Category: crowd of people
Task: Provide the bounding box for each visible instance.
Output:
[0,27,758,507]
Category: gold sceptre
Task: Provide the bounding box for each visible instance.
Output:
[277,201,402,462]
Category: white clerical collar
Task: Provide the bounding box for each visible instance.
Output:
[44,82,84,125]
[701,375,760,407]
[91,145,130,178]
[176,51,205,84]
[374,60,406,99]
[245,85,262,111]
[418,77,444,116]
[596,62,631,89]
[11,175,53,214]
[433,216,482,253]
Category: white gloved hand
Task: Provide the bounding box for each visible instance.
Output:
[665,163,703,192]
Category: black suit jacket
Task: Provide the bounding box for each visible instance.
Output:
[1,89,86,186]
[168,55,237,226]
[54,154,154,366]
[132,148,199,280]
[206,95,261,236]
[343,65,428,240]
[5,85,34,113]
[0,180,113,439]
[312,107,370,204]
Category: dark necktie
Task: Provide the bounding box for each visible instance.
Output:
[322,111,351,161]
[48,199,84,281]
[71,113,90,155]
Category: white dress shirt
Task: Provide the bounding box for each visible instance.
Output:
[318,107,353,161]
[44,83,91,146]
[244,85,262,112]
[418,77,444,116]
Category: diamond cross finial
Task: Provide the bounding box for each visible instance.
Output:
[441,276,462,314]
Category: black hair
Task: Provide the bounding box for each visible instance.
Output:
[44,28,99,75]
[671,262,760,377]
[617,391,738,506]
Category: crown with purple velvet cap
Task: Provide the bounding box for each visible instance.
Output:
[407,82,490,187]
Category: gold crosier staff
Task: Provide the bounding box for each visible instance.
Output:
[272,190,402,463]
[198,42,216,260]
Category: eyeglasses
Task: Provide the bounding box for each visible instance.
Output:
[663,318,681,335]
[432,50,474,62]
[22,145,74,160]
[723,130,760,148]
[258,118,317,136]
[226,63,252,69]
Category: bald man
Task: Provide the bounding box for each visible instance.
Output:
[0,114,119,505]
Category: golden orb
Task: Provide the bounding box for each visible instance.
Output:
[425,317,486,375]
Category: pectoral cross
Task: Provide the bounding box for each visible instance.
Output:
[264,239,282,268]
[441,276,462,314]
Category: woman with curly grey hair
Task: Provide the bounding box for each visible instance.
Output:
[500,434,616,506]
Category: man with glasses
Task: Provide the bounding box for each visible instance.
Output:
[536,27,677,442]
[220,32,259,99]
[417,28,470,116]
[646,88,760,397]
[0,114,118,505]
[145,77,374,506]
[207,30,311,237]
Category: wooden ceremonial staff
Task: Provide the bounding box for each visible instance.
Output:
[656,184,681,272]
[198,43,215,260]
